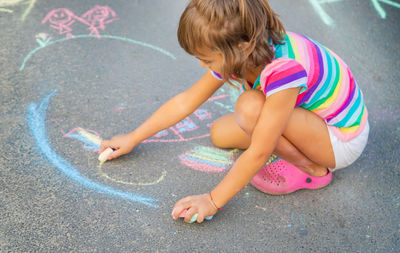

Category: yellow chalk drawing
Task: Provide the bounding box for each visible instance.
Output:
[0,7,13,13]
[73,128,167,186]
[0,0,37,22]
[98,165,167,186]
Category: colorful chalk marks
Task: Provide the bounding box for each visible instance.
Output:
[42,6,118,38]
[63,127,168,186]
[20,34,176,71]
[309,0,400,26]
[27,90,159,207]
[64,127,101,152]
[22,15,179,205]
[0,0,36,21]
[179,146,239,173]
[22,7,241,207]
[42,5,118,38]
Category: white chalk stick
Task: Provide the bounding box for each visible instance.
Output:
[98,147,113,164]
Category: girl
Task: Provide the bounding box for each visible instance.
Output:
[101,0,369,223]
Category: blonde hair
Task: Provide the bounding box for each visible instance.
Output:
[178,0,286,81]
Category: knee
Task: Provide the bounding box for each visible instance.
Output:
[234,90,265,132]
[210,117,229,148]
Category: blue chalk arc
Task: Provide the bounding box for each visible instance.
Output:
[27,90,159,207]
[20,34,176,71]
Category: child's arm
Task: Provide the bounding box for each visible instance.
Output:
[100,70,224,159]
[172,87,301,223]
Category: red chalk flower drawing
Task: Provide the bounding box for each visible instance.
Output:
[35,33,51,47]
[42,6,118,39]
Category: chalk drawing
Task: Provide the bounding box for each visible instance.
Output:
[371,0,400,18]
[42,8,77,38]
[64,127,101,152]
[81,5,118,38]
[179,146,239,173]
[142,93,235,143]
[194,109,212,121]
[63,127,168,186]
[287,213,308,236]
[0,0,36,22]
[22,31,179,206]
[21,28,241,205]
[98,167,167,186]
[20,34,176,71]
[27,90,158,207]
[42,6,118,38]
[309,0,400,26]
[35,33,51,47]
[112,106,126,113]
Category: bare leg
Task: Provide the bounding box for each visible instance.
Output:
[211,90,335,176]
[210,113,250,149]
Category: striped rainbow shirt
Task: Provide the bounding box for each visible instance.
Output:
[240,32,368,142]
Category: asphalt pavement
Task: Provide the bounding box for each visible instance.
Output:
[0,0,399,252]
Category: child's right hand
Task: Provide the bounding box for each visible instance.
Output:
[100,134,136,160]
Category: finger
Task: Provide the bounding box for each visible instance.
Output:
[100,140,109,153]
[196,214,204,223]
[171,201,189,220]
[107,149,121,160]
[184,208,197,223]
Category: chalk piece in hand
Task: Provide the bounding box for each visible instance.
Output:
[98,147,113,164]
[179,209,213,223]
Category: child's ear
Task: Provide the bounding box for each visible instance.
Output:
[238,42,252,57]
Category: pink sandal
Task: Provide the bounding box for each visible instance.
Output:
[250,158,332,195]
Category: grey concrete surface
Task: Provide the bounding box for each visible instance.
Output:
[0,0,399,252]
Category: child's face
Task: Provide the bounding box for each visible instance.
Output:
[195,49,224,75]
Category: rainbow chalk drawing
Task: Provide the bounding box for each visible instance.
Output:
[27,90,159,207]
[309,0,400,26]
[42,6,118,38]
[0,0,37,22]
[179,146,239,173]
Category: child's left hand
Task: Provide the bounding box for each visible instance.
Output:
[171,193,218,223]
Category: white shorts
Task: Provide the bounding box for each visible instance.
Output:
[327,122,370,170]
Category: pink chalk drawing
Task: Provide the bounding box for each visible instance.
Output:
[142,89,237,143]
[112,106,126,113]
[62,87,242,176]
[42,6,118,38]
[81,5,118,38]
[42,8,77,38]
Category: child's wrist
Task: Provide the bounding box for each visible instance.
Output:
[209,192,223,211]
[127,131,140,146]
